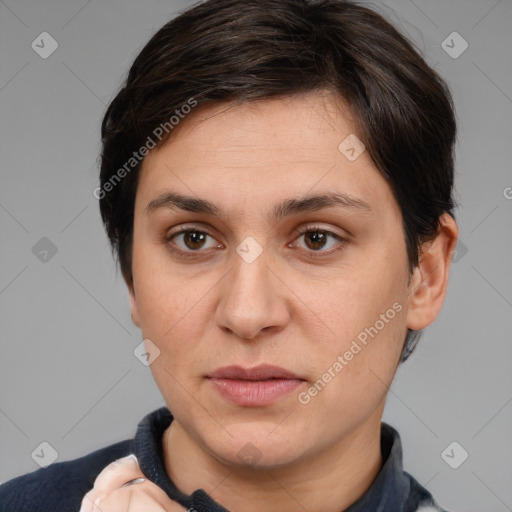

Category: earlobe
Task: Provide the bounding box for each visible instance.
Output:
[128,283,142,328]
[406,213,459,331]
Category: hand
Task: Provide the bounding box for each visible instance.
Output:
[79,454,186,511]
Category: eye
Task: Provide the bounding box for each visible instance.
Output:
[163,224,348,259]
[165,227,222,255]
[292,225,347,255]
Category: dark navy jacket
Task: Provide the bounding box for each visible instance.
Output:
[0,407,450,511]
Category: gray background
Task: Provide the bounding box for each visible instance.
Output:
[0,1,511,511]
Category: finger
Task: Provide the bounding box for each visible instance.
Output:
[79,454,187,512]
[79,488,102,512]
[92,454,145,493]
[91,479,187,512]
[80,455,144,512]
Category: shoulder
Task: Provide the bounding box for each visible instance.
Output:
[0,439,132,512]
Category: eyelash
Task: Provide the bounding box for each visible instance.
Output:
[163,224,348,259]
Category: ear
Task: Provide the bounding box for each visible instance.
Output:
[406,213,459,331]
[127,282,142,328]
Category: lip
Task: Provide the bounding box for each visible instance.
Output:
[207,365,305,407]
[208,364,302,381]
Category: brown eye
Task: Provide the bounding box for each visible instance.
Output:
[303,230,329,251]
[182,230,208,250]
[292,226,348,257]
[165,227,222,256]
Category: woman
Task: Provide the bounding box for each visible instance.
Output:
[0,0,459,510]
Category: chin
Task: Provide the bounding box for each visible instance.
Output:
[207,429,312,470]
[221,446,304,470]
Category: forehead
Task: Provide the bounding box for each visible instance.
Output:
[135,91,399,221]
[149,91,358,163]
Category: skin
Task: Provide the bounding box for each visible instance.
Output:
[79,456,183,512]
[124,89,458,512]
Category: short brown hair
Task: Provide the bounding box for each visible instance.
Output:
[99,0,458,361]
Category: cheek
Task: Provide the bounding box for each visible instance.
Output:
[293,254,407,403]
[293,253,406,350]
[132,243,202,335]
[131,261,222,392]
[298,309,406,443]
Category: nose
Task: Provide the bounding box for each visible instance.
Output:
[215,244,290,341]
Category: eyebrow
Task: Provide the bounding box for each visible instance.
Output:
[145,191,372,220]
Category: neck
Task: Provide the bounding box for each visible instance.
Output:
[162,414,384,512]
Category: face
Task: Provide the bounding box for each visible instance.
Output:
[129,91,418,468]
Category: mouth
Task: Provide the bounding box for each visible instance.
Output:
[207,364,306,407]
